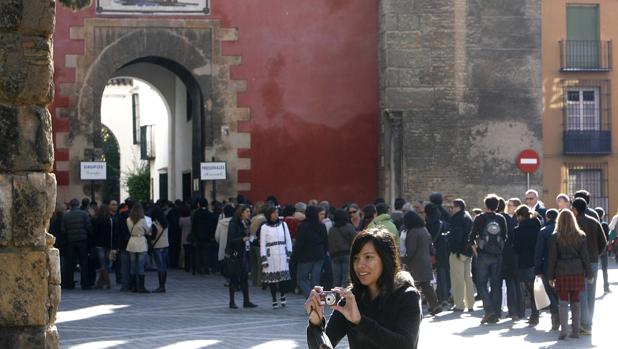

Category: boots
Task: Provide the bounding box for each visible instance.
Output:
[229,284,238,309]
[241,279,257,308]
[551,312,560,331]
[137,275,150,293]
[153,272,167,293]
[129,274,137,292]
[570,302,580,338]
[558,301,569,340]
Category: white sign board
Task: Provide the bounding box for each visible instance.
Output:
[80,162,107,180]
[200,162,227,180]
[96,0,210,15]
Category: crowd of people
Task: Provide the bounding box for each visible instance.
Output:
[49,189,617,347]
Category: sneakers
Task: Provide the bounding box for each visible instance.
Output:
[527,314,539,326]
[272,302,279,309]
[430,306,443,316]
[280,296,287,307]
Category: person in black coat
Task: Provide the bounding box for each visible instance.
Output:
[448,199,475,312]
[294,206,328,297]
[226,204,258,309]
[190,198,216,275]
[425,203,450,305]
[534,209,560,330]
[513,205,542,325]
[501,198,520,319]
[92,204,114,290]
[305,228,421,349]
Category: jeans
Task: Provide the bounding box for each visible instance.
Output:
[331,255,350,288]
[129,251,147,276]
[120,250,130,289]
[95,246,111,271]
[477,253,503,316]
[436,265,451,303]
[580,262,599,330]
[600,249,609,290]
[297,259,323,297]
[183,244,193,272]
[518,267,538,318]
[154,247,169,272]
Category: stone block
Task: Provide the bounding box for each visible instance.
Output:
[12,173,57,247]
[0,104,54,172]
[0,251,48,326]
[0,34,53,105]
[46,326,59,349]
[0,326,46,349]
[0,175,12,246]
[20,0,56,36]
[47,284,61,324]
[47,248,61,286]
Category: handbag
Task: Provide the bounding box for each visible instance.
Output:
[534,276,551,310]
[224,250,241,275]
[307,323,333,349]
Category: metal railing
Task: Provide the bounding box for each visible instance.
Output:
[563,130,611,154]
[560,40,612,72]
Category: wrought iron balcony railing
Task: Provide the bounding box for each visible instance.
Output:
[560,40,612,72]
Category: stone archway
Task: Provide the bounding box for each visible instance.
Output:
[56,18,251,202]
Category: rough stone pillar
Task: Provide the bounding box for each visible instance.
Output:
[0,1,60,348]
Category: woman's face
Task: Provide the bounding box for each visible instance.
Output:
[353,241,383,289]
[241,208,251,220]
[269,211,278,222]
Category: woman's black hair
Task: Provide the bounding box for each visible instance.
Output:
[234,204,250,220]
[349,228,401,302]
[151,206,168,229]
[265,206,278,224]
[403,211,425,230]
[333,209,349,228]
[305,205,320,224]
[223,204,235,218]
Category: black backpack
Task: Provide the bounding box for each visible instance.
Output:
[478,214,504,255]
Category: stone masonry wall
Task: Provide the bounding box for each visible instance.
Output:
[0,1,60,348]
[380,0,543,208]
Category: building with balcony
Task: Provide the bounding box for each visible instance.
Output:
[543,1,616,214]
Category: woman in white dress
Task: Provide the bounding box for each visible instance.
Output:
[260,206,293,308]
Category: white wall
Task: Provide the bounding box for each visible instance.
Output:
[100,62,192,202]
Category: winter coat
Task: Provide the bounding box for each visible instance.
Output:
[190,208,215,243]
[426,217,449,268]
[214,217,232,261]
[62,208,92,243]
[513,217,542,269]
[307,271,421,349]
[92,216,114,249]
[368,214,399,245]
[295,221,328,263]
[402,227,434,282]
[576,213,608,263]
[500,214,519,278]
[469,211,508,255]
[534,221,556,275]
[447,210,473,257]
[114,211,131,251]
[126,218,150,253]
[547,233,593,280]
[260,221,293,283]
[227,217,250,258]
[328,223,357,258]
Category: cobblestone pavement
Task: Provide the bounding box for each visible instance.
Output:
[58,265,617,348]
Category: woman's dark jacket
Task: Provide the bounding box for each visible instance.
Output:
[114,211,131,251]
[93,216,114,249]
[307,271,421,349]
[227,217,249,256]
[426,217,449,268]
[513,216,542,269]
[547,233,593,280]
[294,221,328,263]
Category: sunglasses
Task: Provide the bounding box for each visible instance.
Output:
[348,210,358,214]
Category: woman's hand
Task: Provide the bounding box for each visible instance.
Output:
[331,287,361,325]
[304,286,325,326]
[549,279,555,288]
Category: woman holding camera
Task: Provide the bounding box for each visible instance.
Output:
[304,228,422,349]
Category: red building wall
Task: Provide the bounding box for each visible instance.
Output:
[52,1,379,207]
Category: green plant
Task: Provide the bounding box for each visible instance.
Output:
[125,162,150,203]
[100,125,120,202]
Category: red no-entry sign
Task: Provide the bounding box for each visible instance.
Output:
[516,149,540,173]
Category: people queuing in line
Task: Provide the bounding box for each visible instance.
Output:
[53,188,614,343]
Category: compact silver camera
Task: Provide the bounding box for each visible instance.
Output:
[319,291,343,306]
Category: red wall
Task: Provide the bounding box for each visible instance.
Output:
[52,1,379,207]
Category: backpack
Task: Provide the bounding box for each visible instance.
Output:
[478,214,504,255]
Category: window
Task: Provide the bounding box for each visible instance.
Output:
[132,93,140,145]
[563,163,608,212]
[566,87,600,130]
[566,5,600,69]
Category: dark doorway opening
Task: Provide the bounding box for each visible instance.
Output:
[159,173,168,201]
[182,172,192,202]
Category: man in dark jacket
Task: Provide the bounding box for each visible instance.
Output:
[534,209,560,330]
[191,198,216,274]
[430,192,451,223]
[572,197,607,334]
[61,198,92,290]
[525,189,547,224]
[574,190,600,221]
[448,199,474,312]
[469,194,508,324]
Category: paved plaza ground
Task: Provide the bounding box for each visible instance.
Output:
[57,264,618,349]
